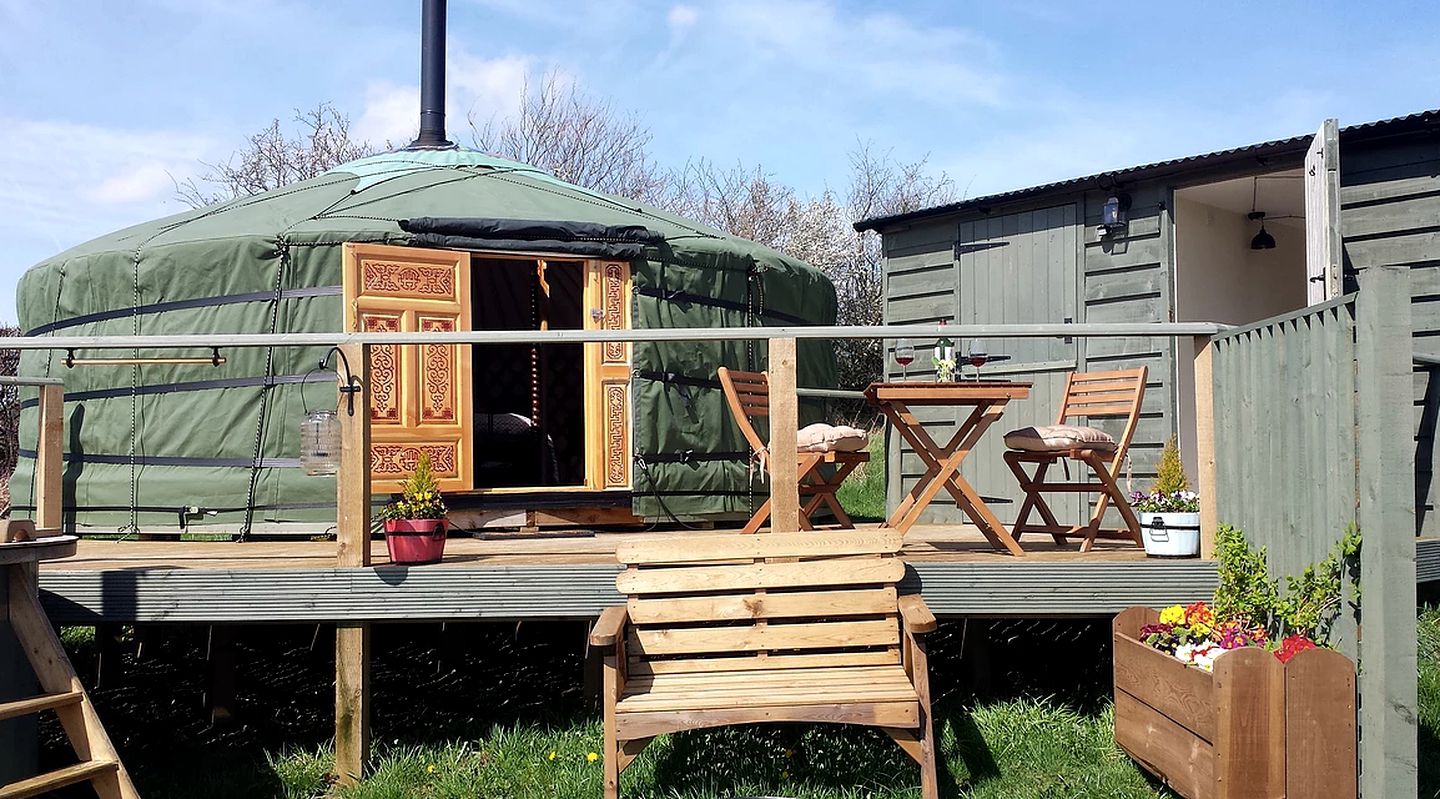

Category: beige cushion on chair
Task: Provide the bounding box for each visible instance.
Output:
[797,423,870,453]
[1004,424,1117,453]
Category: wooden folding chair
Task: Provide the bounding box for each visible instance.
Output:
[717,367,869,534]
[1002,367,1147,551]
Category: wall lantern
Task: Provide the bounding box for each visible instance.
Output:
[1098,193,1131,238]
[1248,177,1276,250]
[300,408,341,476]
[298,347,363,477]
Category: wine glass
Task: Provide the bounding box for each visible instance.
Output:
[968,339,988,381]
[894,339,915,382]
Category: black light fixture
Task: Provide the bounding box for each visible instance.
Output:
[1098,192,1130,238]
[1248,178,1276,250]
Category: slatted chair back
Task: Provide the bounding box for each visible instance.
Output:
[614,531,906,677]
[716,366,771,455]
[1055,367,1147,463]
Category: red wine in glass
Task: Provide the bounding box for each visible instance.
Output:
[894,339,916,382]
[968,340,988,380]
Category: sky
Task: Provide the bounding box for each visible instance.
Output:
[1,0,1438,325]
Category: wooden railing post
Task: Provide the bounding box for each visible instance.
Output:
[768,337,800,533]
[1192,335,1218,559]
[35,384,64,533]
[1355,265,1417,798]
[334,343,371,786]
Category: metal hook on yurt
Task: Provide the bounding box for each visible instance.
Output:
[298,347,363,476]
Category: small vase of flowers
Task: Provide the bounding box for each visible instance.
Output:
[378,453,449,565]
[1131,437,1200,557]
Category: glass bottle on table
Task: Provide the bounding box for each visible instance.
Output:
[894,339,915,382]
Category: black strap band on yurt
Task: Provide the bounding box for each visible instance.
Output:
[633,285,809,325]
[23,286,342,336]
[632,369,722,411]
[16,372,333,409]
[633,451,749,466]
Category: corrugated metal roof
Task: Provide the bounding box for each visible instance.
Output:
[856,108,1440,232]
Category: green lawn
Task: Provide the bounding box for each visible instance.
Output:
[835,431,888,522]
[1419,605,1440,797]
[166,699,1163,799]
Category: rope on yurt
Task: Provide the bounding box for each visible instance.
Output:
[239,240,289,540]
[123,246,142,538]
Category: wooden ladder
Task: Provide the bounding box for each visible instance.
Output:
[0,542,138,799]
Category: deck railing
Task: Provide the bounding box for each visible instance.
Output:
[1208,266,1415,799]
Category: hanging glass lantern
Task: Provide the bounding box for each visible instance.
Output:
[300,408,341,476]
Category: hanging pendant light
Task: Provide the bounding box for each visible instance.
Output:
[1248,177,1277,250]
[1249,212,1276,250]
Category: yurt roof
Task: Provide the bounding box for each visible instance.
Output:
[28,148,818,279]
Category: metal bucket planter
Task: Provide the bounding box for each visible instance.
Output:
[384,518,448,565]
[1139,511,1200,557]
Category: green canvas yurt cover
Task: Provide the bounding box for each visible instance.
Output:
[12,149,837,533]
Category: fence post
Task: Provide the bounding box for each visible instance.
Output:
[1192,335,1218,558]
[768,337,800,533]
[334,343,372,786]
[1355,265,1417,798]
[35,384,64,533]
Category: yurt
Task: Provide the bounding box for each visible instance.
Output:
[10,147,838,535]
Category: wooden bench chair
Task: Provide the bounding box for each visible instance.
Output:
[716,367,868,533]
[589,530,940,799]
[1002,367,1147,552]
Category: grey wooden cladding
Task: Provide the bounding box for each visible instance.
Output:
[35,560,1219,622]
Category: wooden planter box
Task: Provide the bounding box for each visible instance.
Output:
[1112,607,1356,799]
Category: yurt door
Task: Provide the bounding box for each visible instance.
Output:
[584,261,632,490]
[342,243,474,493]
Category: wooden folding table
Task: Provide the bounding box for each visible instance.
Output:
[865,381,1032,556]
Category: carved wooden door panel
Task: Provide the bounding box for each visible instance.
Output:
[585,261,632,490]
[342,243,474,493]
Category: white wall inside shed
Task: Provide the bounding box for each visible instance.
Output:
[1173,171,1308,483]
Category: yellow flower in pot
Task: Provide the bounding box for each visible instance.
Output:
[378,453,449,565]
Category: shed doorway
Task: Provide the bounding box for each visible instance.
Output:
[1173,170,1309,482]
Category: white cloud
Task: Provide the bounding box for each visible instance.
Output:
[354,51,533,148]
[83,160,178,205]
[0,117,215,322]
[668,4,699,30]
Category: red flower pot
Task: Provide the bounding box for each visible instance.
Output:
[383,518,448,565]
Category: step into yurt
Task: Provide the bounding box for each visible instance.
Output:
[11,148,838,535]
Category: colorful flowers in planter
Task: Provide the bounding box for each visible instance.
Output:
[1139,601,1316,672]
[1129,490,1200,514]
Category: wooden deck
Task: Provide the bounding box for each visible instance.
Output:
[33,524,1218,624]
[42,525,1152,572]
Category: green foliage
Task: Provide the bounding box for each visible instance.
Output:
[1151,436,1189,496]
[378,453,447,521]
[1212,523,1361,645]
[1418,606,1440,796]
[834,431,886,522]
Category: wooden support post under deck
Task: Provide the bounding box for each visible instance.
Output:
[1355,265,1417,798]
[36,384,64,533]
[1191,335,1218,558]
[334,343,372,786]
[767,337,800,534]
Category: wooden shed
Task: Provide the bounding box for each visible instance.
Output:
[857,109,1440,531]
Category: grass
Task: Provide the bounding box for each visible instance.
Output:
[255,699,1162,799]
[1420,605,1440,797]
[47,618,1172,799]
[835,431,888,522]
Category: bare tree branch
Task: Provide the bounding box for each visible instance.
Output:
[175,103,375,208]
[469,72,668,205]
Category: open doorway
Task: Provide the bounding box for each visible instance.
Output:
[471,257,587,488]
[1174,169,1309,481]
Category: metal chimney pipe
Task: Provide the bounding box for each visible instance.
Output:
[408,0,453,149]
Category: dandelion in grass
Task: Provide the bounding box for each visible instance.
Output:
[426,763,435,774]
[547,751,556,762]
[586,752,599,763]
